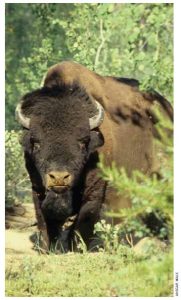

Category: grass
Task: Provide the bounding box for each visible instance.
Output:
[5,247,173,297]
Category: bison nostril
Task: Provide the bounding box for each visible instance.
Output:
[49,173,56,179]
[62,173,71,185]
[46,171,72,187]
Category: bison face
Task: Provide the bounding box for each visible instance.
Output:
[17,85,104,222]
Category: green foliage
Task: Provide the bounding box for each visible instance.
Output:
[94,220,121,253]
[6,3,173,130]
[5,130,31,207]
[94,219,139,255]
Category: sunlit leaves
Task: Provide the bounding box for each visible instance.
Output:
[5,131,31,206]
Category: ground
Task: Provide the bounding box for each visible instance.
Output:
[5,203,173,297]
[6,203,38,256]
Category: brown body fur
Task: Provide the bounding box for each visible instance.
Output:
[44,61,173,214]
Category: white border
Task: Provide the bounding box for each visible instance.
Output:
[4,0,175,4]
[174,0,181,298]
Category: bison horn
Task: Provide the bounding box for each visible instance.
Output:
[15,102,30,129]
[89,101,104,130]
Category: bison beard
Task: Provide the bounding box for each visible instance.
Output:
[41,190,74,222]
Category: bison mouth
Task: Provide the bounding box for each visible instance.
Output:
[47,185,70,193]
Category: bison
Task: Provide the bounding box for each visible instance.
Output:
[16,61,173,252]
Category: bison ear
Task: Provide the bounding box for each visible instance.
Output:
[88,130,104,154]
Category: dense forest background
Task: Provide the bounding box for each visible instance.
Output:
[5,3,173,243]
[6,3,173,130]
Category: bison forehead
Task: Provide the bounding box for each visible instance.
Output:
[22,86,94,134]
[34,99,87,121]
[31,115,90,141]
[33,111,88,130]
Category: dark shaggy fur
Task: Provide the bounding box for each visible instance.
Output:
[21,84,104,251]
[114,77,140,87]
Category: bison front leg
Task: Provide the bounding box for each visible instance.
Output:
[74,174,107,251]
[43,219,71,253]
[32,190,49,252]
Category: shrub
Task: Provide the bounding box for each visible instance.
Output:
[5,130,31,207]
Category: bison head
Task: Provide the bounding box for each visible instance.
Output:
[16,85,104,222]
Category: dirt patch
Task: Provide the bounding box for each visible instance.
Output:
[5,203,39,256]
[6,203,36,229]
[6,229,38,255]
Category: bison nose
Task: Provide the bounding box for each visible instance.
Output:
[46,171,73,188]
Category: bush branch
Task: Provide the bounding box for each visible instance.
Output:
[94,19,105,70]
